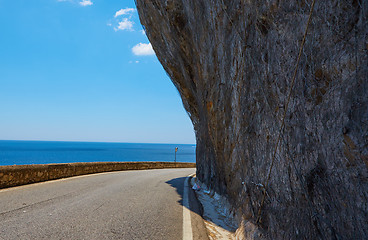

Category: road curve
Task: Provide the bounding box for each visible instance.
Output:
[0,168,198,240]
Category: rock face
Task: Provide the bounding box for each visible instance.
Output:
[135,1,368,239]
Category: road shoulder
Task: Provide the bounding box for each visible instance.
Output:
[186,176,210,240]
[190,177,238,240]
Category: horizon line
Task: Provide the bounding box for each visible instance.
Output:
[0,139,196,145]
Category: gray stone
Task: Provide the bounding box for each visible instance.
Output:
[136,1,368,239]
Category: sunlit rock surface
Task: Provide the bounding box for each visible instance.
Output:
[136,1,368,239]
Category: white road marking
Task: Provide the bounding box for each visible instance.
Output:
[183,175,193,240]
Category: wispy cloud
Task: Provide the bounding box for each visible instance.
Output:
[79,0,93,6]
[132,43,155,56]
[115,8,135,18]
[129,60,140,64]
[114,18,134,31]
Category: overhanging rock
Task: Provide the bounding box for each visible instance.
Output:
[136,1,368,239]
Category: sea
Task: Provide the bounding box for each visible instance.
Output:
[0,140,196,166]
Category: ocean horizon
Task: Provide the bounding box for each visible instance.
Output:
[0,140,196,166]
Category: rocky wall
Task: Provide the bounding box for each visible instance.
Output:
[135,0,368,239]
[0,162,195,189]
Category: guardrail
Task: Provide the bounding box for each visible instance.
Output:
[0,162,196,189]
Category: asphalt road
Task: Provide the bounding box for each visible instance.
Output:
[0,168,208,240]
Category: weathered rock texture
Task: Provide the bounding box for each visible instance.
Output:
[136,0,368,239]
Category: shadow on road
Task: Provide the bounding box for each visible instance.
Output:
[165,177,186,209]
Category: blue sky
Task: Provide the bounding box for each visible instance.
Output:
[0,0,195,144]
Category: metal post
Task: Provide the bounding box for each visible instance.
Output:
[175,147,178,163]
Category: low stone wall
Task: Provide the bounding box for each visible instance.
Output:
[0,162,196,189]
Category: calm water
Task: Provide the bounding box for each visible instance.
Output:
[0,140,196,166]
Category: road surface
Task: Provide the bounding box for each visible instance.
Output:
[0,168,208,239]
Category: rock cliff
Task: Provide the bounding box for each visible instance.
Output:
[135,1,368,239]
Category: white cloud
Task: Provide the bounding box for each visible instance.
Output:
[115,8,135,18]
[132,43,155,56]
[140,30,146,35]
[109,7,137,31]
[79,0,93,6]
[114,18,134,31]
